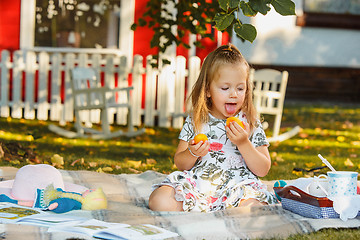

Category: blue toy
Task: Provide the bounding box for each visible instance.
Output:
[273,180,287,201]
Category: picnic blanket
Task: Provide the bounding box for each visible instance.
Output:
[1,166,360,240]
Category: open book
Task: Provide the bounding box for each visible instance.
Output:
[49,219,179,240]
[0,203,48,224]
[0,203,86,227]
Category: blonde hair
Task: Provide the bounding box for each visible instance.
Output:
[81,188,107,210]
[43,184,107,211]
[188,43,257,133]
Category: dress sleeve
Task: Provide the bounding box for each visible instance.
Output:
[250,120,270,148]
[178,116,195,142]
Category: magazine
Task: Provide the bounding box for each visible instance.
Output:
[0,203,47,224]
[17,213,87,227]
[48,219,129,236]
[0,203,87,227]
[49,219,179,240]
[94,224,179,240]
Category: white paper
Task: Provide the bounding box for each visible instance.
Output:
[49,219,179,240]
[48,219,129,236]
[17,213,87,227]
[94,224,179,240]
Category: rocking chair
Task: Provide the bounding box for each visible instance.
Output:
[49,67,144,139]
[251,68,300,143]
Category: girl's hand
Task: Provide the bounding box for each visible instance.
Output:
[226,121,250,146]
[188,139,210,158]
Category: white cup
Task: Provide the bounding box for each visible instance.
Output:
[328,171,358,198]
[307,174,329,197]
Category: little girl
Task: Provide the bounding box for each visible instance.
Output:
[149,44,278,212]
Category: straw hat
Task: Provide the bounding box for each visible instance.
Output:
[0,164,88,201]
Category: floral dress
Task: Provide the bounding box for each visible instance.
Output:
[153,111,278,212]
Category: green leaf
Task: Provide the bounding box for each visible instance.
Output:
[130,23,137,31]
[271,0,296,16]
[249,0,271,15]
[162,59,171,66]
[214,12,235,31]
[138,18,147,27]
[218,0,240,10]
[234,22,257,43]
[229,0,240,8]
[218,0,229,10]
[240,1,257,17]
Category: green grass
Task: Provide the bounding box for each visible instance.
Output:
[2,101,359,179]
[266,102,360,181]
[0,101,360,239]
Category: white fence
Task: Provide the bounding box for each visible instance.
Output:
[0,50,201,129]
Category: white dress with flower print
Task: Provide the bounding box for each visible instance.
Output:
[153,111,278,212]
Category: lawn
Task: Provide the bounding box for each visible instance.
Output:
[0,101,360,239]
[1,101,359,180]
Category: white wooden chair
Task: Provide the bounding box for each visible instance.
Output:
[49,67,144,139]
[250,68,300,143]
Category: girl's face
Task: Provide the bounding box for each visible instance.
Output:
[207,63,247,119]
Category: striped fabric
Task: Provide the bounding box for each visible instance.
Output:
[0,167,360,239]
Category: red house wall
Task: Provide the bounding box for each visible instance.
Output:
[133,0,158,59]
[132,0,230,62]
[0,0,227,60]
[0,0,21,52]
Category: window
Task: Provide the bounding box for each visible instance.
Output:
[296,0,360,30]
[20,0,135,58]
[35,0,121,49]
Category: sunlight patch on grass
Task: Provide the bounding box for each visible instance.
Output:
[303,128,360,139]
[0,130,34,142]
[280,138,359,149]
[0,130,174,152]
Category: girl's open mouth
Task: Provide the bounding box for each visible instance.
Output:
[225,103,237,115]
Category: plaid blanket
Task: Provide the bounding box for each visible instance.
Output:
[1,167,360,239]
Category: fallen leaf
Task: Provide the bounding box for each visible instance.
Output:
[126,160,142,168]
[71,158,85,166]
[145,128,156,135]
[299,132,308,138]
[292,170,302,177]
[305,162,315,168]
[102,167,113,172]
[337,136,345,142]
[0,145,4,159]
[31,156,42,164]
[11,160,21,165]
[51,154,64,167]
[128,167,142,174]
[146,158,157,165]
[89,162,98,168]
[344,158,354,167]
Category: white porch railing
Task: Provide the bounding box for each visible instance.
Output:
[0,50,201,129]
